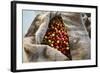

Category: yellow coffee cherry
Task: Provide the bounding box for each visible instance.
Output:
[52,33,55,36]
[51,44,53,47]
[48,40,51,42]
[57,40,60,43]
[45,36,47,39]
[52,41,54,43]
[66,47,69,50]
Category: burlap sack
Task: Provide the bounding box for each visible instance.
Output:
[23,12,90,62]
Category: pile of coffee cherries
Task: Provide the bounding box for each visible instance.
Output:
[42,15,72,60]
